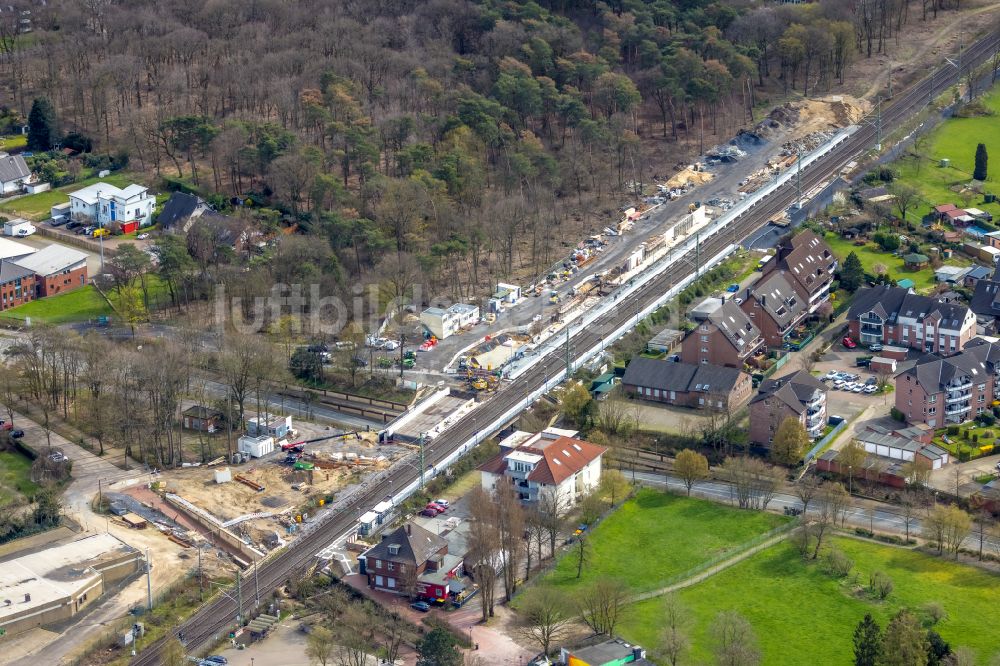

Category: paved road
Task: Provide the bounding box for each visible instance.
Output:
[631,471,1000,554]
[130,33,1000,665]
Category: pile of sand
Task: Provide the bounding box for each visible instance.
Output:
[665,167,714,189]
[790,96,869,135]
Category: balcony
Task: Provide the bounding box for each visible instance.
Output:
[807,421,825,438]
[806,395,825,410]
[946,391,971,403]
[945,403,971,416]
[946,381,973,392]
[807,410,826,427]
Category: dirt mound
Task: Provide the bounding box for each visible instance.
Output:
[765,95,869,139]
[665,167,714,189]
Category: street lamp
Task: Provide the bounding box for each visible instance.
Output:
[848,465,853,495]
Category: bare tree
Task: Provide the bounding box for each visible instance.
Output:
[537,487,569,558]
[516,586,573,657]
[496,482,525,601]
[811,481,849,559]
[899,490,920,542]
[659,593,690,666]
[577,577,630,636]
[467,488,499,621]
[795,473,820,515]
[712,610,761,666]
[723,457,784,510]
[574,534,590,579]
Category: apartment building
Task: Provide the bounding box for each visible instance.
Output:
[739,271,807,347]
[68,181,155,231]
[766,229,838,312]
[749,370,828,446]
[679,300,764,368]
[895,338,1000,427]
[621,357,753,411]
[848,285,976,356]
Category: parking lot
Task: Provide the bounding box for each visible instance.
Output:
[811,347,897,420]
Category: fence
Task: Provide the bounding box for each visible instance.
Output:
[630,519,800,601]
[805,419,848,463]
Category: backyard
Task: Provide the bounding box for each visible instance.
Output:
[619,536,1000,665]
[541,489,790,594]
[893,85,1000,223]
[932,421,999,461]
[822,232,967,294]
[0,450,39,508]
[0,172,136,221]
[4,285,112,324]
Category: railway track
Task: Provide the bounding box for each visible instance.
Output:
[131,31,1000,664]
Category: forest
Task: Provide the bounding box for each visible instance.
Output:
[0,0,973,316]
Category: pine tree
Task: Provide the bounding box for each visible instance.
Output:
[840,251,865,292]
[974,143,988,181]
[27,98,60,151]
[853,614,881,666]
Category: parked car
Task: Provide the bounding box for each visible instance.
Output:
[864,386,878,394]
[65,220,82,229]
[726,283,740,293]
[865,377,878,386]
[823,371,838,381]
[203,657,228,665]
[842,336,857,349]
[353,356,368,367]
[49,217,67,227]
[869,343,883,352]
[420,508,439,518]
[852,385,864,393]
[10,429,24,438]
[426,502,447,513]
[136,233,150,240]
[48,451,68,462]
[433,499,450,509]
[410,601,431,612]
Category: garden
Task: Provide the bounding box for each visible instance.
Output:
[4,285,113,324]
[0,172,136,221]
[932,420,1000,461]
[823,231,957,294]
[618,536,1000,665]
[540,488,790,595]
[0,450,39,509]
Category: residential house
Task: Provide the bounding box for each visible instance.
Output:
[479,428,605,505]
[933,203,975,226]
[764,229,838,311]
[934,265,969,284]
[0,152,31,195]
[157,192,212,234]
[621,357,752,411]
[966,207,994,223]
[182,406,223,433]
[68,182,155,231]
[420,303,480,339]
[0,261,36,311]
[749,370,828,446]
[359,523,462,599]
[963,265,993,288]
[739,272,807,346]
[11,244,88,297]
[847,285,976,355]
[895,338,1000,426]
[679,300,763,368]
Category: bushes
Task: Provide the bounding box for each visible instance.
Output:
[946,425,960,436]
[869,571,893,600]
[873,232,900,252]
[824,548,854,578]
[890,407,906,423]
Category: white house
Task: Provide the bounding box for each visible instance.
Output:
[0,152,31,195]
[478,428,606,506]
[420,303,480,339]
[237,435,274,458]
[68,181,155,230]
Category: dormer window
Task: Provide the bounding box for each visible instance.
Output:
[388,544,400,555]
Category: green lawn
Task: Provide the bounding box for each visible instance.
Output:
[620,537,1000,665]
[4,285,112,324]
[0,173,136,221]
[0,134,26,151]
[0,450,39,508]
[893,86,1000,223]
[822,232,965,294]
[541,489,789,594]
[931,422,999,460]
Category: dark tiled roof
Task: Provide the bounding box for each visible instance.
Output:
[362,524,447,567]
[751,369,826,411]
[158,192,202,229]
[849,285,971,329]
[748,272,805,328]
[898,339,1000,391]
[776,230,836,296]
[970,280,1000,317]
[622,357,745,394]
[707,301,761,352]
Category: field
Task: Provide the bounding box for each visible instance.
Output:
[0,134,26,151]
[822,232,966,294]
[893,86,1000,223]
[0,173,136,221]
[619,537,1000,664]
[0,450,39,508]
[4,285,112,324]
[542,489,789,594]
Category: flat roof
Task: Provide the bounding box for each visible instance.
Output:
[0,236,36,260]
[11,244,87,276]
[0,533,136,623]
[506,450,543,464]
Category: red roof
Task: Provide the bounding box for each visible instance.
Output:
[934,204,959,213]
[526,436,607,486]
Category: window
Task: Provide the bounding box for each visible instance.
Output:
[375,560,382,569]
[929,407,936,415]
[700,335,708,342]
[701,347,708,353]
[387,562,395,571]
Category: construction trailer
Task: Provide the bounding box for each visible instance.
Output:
[238,435,275,458]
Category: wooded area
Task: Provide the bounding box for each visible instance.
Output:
[0,0,975,311]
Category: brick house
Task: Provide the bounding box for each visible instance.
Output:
[766,229,838,311]
[181,406,223,433]
[621,357,752,411]
[895,338,1000,427]
[0,261,36,311]
[359,523,462,599]
[739,272,807,347]
[847,285,976,355]
[11,245,88,297]
[749,370,828,446]
[680,300,764,368]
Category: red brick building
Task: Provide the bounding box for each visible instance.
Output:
[11,245,89,297]
[739,272,807,347]
[749,370,828,446]
[0,262,36,311]
[621,357,753,411]
[359,523,463,600]
[848,285,976,356]
[680,300,763,368]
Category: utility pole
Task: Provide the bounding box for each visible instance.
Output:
[254,557,260,607]
[695,232,701,277]
[796,154,802,206]
[398,333,406,378]
[145,548,152,611]
[876,97,882,151]
[887,62,893,99]
[564,327,572,376]
[236,569,242,626]
[198,546,204,599]
[418,434,425,489]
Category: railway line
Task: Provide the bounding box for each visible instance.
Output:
[131,31,1000,664]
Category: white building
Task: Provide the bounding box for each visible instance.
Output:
[0,152,31,195]
[420,303,481,339]
[4,218,35,237]
[68,181,155,229]
[478,428,606,506]
[237,435,275,458]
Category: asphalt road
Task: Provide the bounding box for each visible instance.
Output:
[631,471,1000,554]
[130,32,1000,665]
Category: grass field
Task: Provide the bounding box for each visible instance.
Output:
[822,232,965,293]
[5,285,112,324]
[893,86,1000,223]
[619,537,1000,664]
[0,134,26,151]
[0,450,39,508]
[541,489,789,594]
[0,173,136,221]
